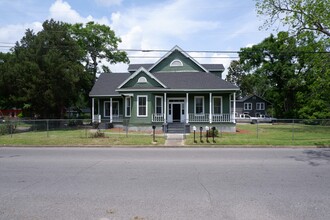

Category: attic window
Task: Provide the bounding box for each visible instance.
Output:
[170,59,183,67]
[138,76,148,83]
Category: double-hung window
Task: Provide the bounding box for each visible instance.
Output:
[155,96,163,115]
[256,102,265,110]
[213,96,222,114]
[244,102,252,110]
[125,97,131,117]
[194,96,204,115]
[137,95,148,117]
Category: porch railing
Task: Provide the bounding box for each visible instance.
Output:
[93,115,123,123]
[189,113,209,122]
[150,113,232,123]
[212,114,231,122]
[152,114,164,122]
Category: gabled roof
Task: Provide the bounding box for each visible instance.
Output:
[117,67,167,89]
[128,64,153,72]
[201,64,225,71]
[154,72,237,90]
[128,63,225,72]
[148,45,209,73]
[236,95,272,104]
[89,73,130,97]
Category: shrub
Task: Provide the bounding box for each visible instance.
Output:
[90,129,105,138]
[206,128,218,137]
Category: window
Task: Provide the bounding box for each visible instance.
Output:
[244,102,252,110]
[137,95,148,117]
[104,101,119,117]
[194,96,204,115]
[155,96,163,115]
[213,96,222,114]
[256,102,265,110]
[137,77,147,83]
[125,97,131,117]
[170,59,183,67]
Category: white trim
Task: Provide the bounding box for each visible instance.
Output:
[116,88,239,92]
[170,59,183,67]
[125,96,131,117]
[256,102,265,110]
[186,93,189,123]
[137,76,148,83]
[166,97,186,123]
[137,95,148,117]
[194,96,204,115]
[244,102,252,110]
[92,98,95,122]
[164,93,167,123]
[148,45,209,73]
[233,93,236,123]
[155,96,163,115]
[209,93,212,123]
[117,67,167,89]
[212,96,223,114]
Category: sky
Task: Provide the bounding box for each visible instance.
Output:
[0,0,274,76]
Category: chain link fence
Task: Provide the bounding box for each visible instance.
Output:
[1,118,329,146]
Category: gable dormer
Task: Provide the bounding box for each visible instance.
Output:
[117,67,167,89]
[148,45,209,73]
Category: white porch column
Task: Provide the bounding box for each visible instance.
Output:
[110,98,113,123]
[233,92,236,123]
[92,98,95,122]
[209,93,212,124]
[186,93,189,124]
[164,93,167,123]
[98,99,101,123]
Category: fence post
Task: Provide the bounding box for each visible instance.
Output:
[292,119,295,143]
[10,121,13,138]
[256,120,259,139]
[47,120,49,138]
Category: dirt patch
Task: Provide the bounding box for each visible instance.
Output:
[236,129,252,134]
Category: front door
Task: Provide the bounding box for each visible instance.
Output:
[173,104,181,122]
[167,98,186,123]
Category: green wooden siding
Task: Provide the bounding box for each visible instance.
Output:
[121,71,164,88]
[150,50,206,73]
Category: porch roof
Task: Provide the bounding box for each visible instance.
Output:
[89,73,130,97]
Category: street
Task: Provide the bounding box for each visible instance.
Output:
[0,147,330,220]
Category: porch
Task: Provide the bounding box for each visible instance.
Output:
[152,113,232,123]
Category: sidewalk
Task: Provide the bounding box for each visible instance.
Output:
[164,134,185,146]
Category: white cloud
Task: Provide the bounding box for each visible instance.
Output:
[49,0,110,25]
[95,0,122,7]
[0,22,42,52]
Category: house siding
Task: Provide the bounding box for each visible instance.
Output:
[150,51,205,73]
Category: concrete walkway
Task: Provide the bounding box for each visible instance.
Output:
[164,133,185,146]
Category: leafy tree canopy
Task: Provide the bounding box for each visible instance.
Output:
[256,0,330,38]
[68,21,129,83]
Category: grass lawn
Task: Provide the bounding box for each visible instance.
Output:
[0,129,166,146]
[1,123,329,147]
[185,123,330,147]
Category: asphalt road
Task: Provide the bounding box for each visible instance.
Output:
[0,147,330,220]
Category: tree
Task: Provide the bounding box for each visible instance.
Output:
[256,0,330,38]
[10,20,90,118]
[225,60,265,98]
[68,21,129,83]
[239,32,308,118]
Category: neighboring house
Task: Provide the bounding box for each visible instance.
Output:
[236,95,272,117]
[89,46,239,132]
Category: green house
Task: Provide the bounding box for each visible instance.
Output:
[89,46,239,132]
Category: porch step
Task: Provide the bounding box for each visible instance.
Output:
[166,123,186,133]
